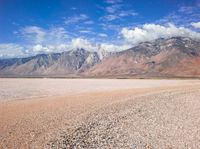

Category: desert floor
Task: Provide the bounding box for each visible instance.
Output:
[1,79,200,148]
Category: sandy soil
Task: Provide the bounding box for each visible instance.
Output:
[1,79,200,148]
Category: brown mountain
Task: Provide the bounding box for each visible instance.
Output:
[1,37,200,78]
[87,37,200,78]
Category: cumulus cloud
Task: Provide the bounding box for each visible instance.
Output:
[53,38,130,53]
[1,26,71,58]
[1,20,135,58]
[32,44,69,53]
[6,23,200,59]
[0,43,71,58]
[29,38,98,54]
[32,44,51,52]
[70,38,97,51]
[0,44,27,58]
[191,22,200,28]
[100,43,130,52]
[121,23,200,45]
[70,38,131,53]
[69,38,131,53]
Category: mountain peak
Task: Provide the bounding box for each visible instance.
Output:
[1,37,200,78]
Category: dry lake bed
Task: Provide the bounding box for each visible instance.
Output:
[1,78,200,148]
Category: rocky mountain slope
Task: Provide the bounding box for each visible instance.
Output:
[1,37,200,78]
[0,49,101,76]
[88,37,200,78]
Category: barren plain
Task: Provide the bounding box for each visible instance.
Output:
[1,79,200,148]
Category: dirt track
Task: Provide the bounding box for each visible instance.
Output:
[1,79,200,148]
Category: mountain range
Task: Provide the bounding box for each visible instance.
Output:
[1,37,200,78]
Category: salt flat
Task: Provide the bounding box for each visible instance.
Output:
[0,78,199,101]
[1,79,200,149]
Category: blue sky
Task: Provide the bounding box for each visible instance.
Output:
[1,0,200,58]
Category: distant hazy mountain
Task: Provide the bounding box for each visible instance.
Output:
[1,37,200,78]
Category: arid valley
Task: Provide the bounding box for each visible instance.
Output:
[2,0,200,148]
[1,79,200,148]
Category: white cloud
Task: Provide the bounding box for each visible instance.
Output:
[22,26,46,44]
[31,38,98,54]
[178,6,196,14]
[70,38,131,53]
[7,23,200,59]
[17,26,72,56]
[32,44,50,52]
[0,38,130,58]
[79,30,93,34]
[21,26,69,45]
[119,11,138,17]
[191,22,200,28]
[71,7,77,10]
[158,5,200,27]
[48,27,68,44]
[100,43,130,52]
[121,23,200,45]
[105,0,123,4]
[101,23,121,31]
[57,44,70,51]
[106,4,122,13]
[70,38,97,51]
[101,5,138,21]
[32,44,69,53]
[64,14,88,24]
[98,33,108,37]
[101,11,138,22]
[0,44,27,58]
[84,20,94,24]
[102,14,119,21]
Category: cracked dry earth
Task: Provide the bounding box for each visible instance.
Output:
[1,79,200,149]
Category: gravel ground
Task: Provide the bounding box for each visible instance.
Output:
[50,87,200,149]
[1,79,200,149]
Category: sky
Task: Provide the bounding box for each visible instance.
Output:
[1,0,200,58]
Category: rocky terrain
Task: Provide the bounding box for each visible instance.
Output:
[89,37,200,78]
[1,79,200,148]
[0,49,102,76]
[51,87,200,149]
[1,37,200,78]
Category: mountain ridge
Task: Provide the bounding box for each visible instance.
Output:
[1,37,200,78]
